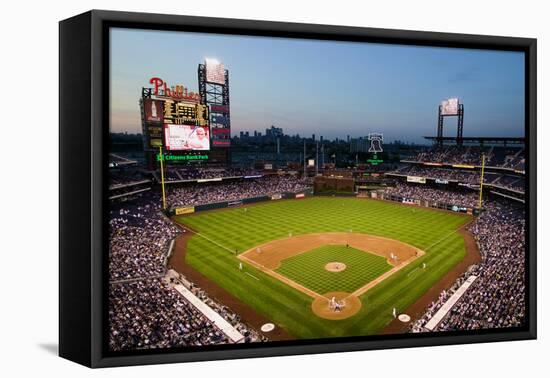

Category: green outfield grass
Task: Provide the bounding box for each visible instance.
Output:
[276,245,392,294]
[174,197,470,339]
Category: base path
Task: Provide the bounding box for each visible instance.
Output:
[240,232,423,270]
[240,232,424,320]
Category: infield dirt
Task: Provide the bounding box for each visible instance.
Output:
[239,232,424,320]
[239,232,422,270]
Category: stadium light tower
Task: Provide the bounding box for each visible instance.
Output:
[198,58,231,165]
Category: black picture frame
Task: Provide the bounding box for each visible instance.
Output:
[59,9,537,368]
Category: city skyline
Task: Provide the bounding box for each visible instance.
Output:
[110,28,525,144]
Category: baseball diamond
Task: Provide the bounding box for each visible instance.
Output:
[172,196,473,338]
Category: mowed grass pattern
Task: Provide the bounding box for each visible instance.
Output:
[176,197,471,339]
[276,245,392,294]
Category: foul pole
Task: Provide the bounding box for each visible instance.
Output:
[316,142,319,175]
[159,146,167,210]
[303,139,306,176]
[478,153,485,210]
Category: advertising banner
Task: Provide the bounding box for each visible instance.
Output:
[211,115,229,125]
[146,125,164,148]
[271,194,282,200]
[452,164,475,169]
[243,196,270,205]
[211,128,231,147]
[210,104,229,113]
[212,128,230,135]
[144,99,164,123]
[435,178,449,184]
[197,178,222,183]
[295,193,306,199]
[228,200,243,207]
[407,176,426,184]
[175,206,195,215]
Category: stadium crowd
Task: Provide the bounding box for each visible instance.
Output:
[109,198,178,281]
[397,166,481,184]
[109,278,228,350]
[492,175,525,192]
[411,200,526,332]
[414,146,491,165]
[391,165,525,193]
[157,167,262,182]
[166,175,312,207]
[109,192,265,351]
[109,169,150,188]
[176,167,261,180]
[383,182,479,208]
[412,145,525,170]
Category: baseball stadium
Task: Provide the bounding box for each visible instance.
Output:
[108,29,526,351]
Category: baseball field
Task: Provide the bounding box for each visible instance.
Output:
[173,197,472,339]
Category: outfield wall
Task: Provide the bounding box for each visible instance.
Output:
[371,191,480,216]
[169,188,314,216]
[169,188,479,218]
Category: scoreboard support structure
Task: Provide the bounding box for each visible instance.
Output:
[437,103,464,146]
[198,62,232,166]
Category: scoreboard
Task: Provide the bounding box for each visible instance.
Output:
[141,77,210,155]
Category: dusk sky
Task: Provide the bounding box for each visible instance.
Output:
[110,28,525,144]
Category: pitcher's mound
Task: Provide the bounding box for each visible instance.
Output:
[325,262,347,272]
[311,291,362,320]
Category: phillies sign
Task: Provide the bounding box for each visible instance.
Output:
[149,77,201,102]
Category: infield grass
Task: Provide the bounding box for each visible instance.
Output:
[276,245,392,294]
[175,197,470,339]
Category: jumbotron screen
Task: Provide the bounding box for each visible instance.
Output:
[441,98,460,115]
[108,25,528,356]
[164,124,210,151]
[205,58,226,85]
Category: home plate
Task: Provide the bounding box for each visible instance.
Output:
[398,314,411,322]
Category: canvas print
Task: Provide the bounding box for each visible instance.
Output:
[108,28,526,352]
